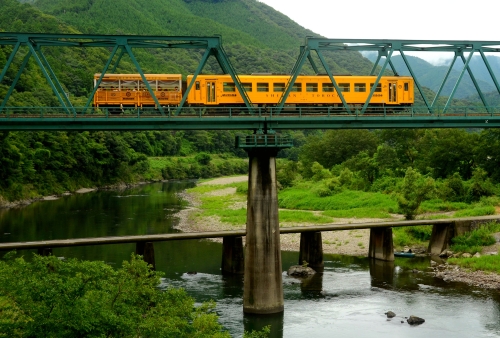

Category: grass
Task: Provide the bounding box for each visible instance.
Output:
[322,207,392,219]
[450,221,500,254]
[448,255,500,274]
[279,210,333,225]
[453,206,496,217]
[278,187,397,212]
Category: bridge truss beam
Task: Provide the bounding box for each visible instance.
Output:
[0,33,253,115]
[277,38,500,115]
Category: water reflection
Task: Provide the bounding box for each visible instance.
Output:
[370,259,394,288]
[300,272,324,297]
[244,312,284,338]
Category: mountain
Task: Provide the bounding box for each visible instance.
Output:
[364,52,500,100]
[26,0,375,75]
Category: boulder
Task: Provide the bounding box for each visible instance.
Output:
[473,252,481,258]
[407,315,425,325]
[385,311,396,318]
[287,265,316,277]
[462,253,472,258]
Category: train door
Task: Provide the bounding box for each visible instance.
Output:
[388,81,397,103]
[402,81,411,102]
[194,80,201,101]
[206,81,217,105]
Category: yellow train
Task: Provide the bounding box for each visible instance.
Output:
[93,73,414,108]
[93,74,182,108]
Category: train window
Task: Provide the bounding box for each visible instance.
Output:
[274,83,286,92]
[370,83,382,92]
[404,83,409,91]
[195,81,200,90]
[242,83,252,92]
[322,83,334,92]
[291,83,302,92]
[354,83,366,92]
[257,83,269,92]
[338,83,350,92]
[306,83,318,92]
[223,82,236,92]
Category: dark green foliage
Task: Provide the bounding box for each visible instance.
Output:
[195,152,212,165]
[0,253,230,337]
[466,168,496,202]
[299,130,379,170]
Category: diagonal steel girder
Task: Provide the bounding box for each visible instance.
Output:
[0,33,253,114]
[284,38,500,115]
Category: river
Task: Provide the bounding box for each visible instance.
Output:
[0,181,499,337]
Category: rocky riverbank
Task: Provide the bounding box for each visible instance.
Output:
[429,263,500,289]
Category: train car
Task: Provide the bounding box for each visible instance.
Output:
[186,74,414,108]
[93,74,182,108]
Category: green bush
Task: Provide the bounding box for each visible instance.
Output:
[450,222,500,254]
[0,253,230,338]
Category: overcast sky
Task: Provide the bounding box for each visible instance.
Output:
[258,0,498,64]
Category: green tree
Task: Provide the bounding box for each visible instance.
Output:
[396,167,435,220]
[300,130,379,169]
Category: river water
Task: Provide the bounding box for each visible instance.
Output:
[0,181,499,337]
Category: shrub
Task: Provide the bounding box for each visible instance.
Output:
[195,152,212,165]
[450,222,500,254]
[396,167,435,220]
[0,253,230,338]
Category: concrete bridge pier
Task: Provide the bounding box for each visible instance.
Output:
[37,247,53,256]
[243,148,284,314]
[299,232,324,272]
[368,227,394,261]
[221,236,244,275]
[136,241,155,270]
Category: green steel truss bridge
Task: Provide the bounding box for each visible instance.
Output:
[2,33,500,131]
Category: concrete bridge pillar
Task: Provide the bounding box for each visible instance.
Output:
[37,247,52,256]
[427,223,454,255]
[368,227,394,261]
[136,241,155,270]
[243,148,284,314]
[299,232,324,272]
[221,236,244,275]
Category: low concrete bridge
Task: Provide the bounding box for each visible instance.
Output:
[2,215,497,272]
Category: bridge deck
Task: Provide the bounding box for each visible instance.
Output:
[1,215,498,251]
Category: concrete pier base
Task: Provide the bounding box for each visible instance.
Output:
[427,223,454,255]
[243,149,284,314]
[37,248,52,256]
[368,227,394,261]
[136,242,155,270]
[221,236,244,275]
[299,232,324,272]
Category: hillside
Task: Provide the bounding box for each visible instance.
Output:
[26,0,374,76]
[364,52,500,100]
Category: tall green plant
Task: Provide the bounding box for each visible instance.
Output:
[396,167,435,220]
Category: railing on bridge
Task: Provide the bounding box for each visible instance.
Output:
[2,105,500,117]
[0,106,499,130]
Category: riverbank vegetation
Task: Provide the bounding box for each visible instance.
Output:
[0,253,230,337]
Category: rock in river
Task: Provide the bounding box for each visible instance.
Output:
[287,265,316,277]
[407,315,425,325]
[385,311,396,318]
